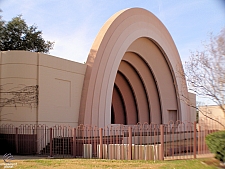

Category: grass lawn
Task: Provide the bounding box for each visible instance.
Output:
[0,157,222,169]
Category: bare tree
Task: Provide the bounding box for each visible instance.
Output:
[184,28,225,122]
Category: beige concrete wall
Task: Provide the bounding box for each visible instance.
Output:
[199,105,224,118]
[0,51,38,126]
[38,53,86,127]
[199,105,225,124]
[0,51,86,127]
[199,105,225,130]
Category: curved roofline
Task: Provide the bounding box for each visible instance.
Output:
[79,8,190,127]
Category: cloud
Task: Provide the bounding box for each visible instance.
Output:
[1,0,224,66]
[48,26,94,63]
[39,0,119,63]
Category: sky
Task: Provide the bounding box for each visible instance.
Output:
[0,0,225,65]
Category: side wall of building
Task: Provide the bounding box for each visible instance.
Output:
[188,92,196,122]
[0,51,86,127]
[0,51,38,126]
[199,105,225,129]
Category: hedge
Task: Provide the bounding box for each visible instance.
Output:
[205,130,225,162]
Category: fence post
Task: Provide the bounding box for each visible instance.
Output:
[99,128,103,159]
[73,128,76,158]
[194,121,197,159]
[198,125,201,154]
[128,127,132,160]
[15,127,18,154]
[50,128,53,157]
[160,125,164,161]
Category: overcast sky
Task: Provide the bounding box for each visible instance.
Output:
[1,0,225,64]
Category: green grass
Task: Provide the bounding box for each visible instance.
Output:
[0,158,220,169]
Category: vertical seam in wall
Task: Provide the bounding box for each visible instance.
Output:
[69,81,71,107]
[36,52,39,126]
[0,52,2,123]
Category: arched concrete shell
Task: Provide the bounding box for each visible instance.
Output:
[79,8,190,127]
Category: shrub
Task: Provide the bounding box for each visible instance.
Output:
[205,130,225,162]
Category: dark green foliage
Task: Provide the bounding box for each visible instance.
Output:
[205,131,225,162]
[0,15,54,53]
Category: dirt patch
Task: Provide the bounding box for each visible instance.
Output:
[203,158,225,168]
